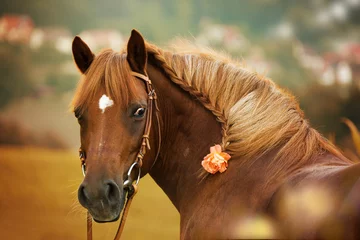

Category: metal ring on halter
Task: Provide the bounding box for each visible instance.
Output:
[123,161,141,189]
[81,163,86,177]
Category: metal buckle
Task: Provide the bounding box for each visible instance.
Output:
[123,161,141,189]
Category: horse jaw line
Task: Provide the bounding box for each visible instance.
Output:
[99,94,114,113]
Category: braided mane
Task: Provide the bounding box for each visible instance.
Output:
[143,41,349,176]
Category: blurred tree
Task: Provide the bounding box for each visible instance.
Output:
[0,44,33,109]
[45,73,77,94]
[1,0,91,33]
[341,89,360,135]
[284,0,360,49]
[299,83,345,135]
[1,0,358,44]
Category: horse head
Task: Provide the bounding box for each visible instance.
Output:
[71,30,158,222]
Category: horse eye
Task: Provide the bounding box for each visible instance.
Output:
[133,107,146,118]
[74,109,82,119]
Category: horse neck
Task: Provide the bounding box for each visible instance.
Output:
[145,63,222,211]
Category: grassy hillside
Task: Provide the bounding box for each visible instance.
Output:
[0,147,179,239]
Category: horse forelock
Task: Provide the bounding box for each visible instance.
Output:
[70,49,140,115]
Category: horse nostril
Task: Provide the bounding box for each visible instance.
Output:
[78,184,89,207]
[78,180,120,208]
[104,184,110,198]
[104,180,120,202]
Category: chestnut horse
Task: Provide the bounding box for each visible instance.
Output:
[71,29,360,239]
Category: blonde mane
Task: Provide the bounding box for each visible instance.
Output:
[71,40,349,177]
[144,40,349,176]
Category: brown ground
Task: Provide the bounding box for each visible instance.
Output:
[0,147,179,240]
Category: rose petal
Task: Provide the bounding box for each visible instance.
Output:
[214,144,222,153]
[220,152,231,161]
[219,164,227,173]
[210,146,217,153]
[209,160,220,174]
[203,153,212,160]
[202,159,217,174]
[213,153,225,162]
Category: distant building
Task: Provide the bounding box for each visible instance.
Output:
[293,41,325,76]
[0,14,34,44]
[347,44,360,64]
[196,21,250,53]
[30,27,72,54]
[293,41,360,88]
[241,46,276,75]
[195,20,274,74]
[322,52,352,86]
[78,29,124,51]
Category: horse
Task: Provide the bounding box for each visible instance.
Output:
[70,29,360,239]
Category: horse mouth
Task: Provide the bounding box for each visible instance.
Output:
[93,214,120,223]
[87,195,125,223]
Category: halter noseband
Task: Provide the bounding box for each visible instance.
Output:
[78,70,161,240]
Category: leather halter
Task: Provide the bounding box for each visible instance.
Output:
[79,70,161,240]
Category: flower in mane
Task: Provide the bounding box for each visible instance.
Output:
[202,145,231,174]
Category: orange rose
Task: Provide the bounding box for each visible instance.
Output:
[201,145,231,174]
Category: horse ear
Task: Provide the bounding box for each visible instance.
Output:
[72,36,94,74]
[127,29,147,74]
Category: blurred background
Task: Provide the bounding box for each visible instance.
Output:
[0,0,359,239]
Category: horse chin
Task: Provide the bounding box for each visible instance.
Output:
[88,194,126,223]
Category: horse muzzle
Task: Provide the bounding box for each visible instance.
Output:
[78,179,125,222]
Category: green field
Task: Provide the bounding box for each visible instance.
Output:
[0,147,179,239]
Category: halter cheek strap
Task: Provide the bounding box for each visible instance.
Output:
[129,71,161,171]
[79,70,161,240]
